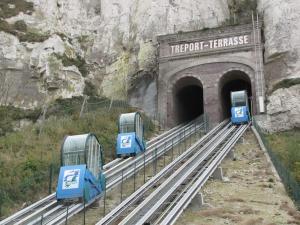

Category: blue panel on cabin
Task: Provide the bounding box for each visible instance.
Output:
[56,165,86,200]
[231,106,249,124]
[117,133,137,155]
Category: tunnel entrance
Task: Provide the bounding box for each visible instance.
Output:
[173,77,203,124]
[219,71,252,120]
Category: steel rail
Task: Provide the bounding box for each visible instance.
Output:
[118,124,235,225]
[159,124,249,225]
[105,121,205,190]
[0,158,122,225]
[0,120,188,225]
[154,125,247,224]
[48,119,204,225]
[1,116,205,225]
[96,120,229,225]
[41,118,206,225]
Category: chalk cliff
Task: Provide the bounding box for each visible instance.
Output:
[0,0,299,131]
[258,0,300,131]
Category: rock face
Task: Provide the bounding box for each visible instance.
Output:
[258,0,300,132]
[0,0,299,131]
[258,85,300,132]
[0,0,230,107]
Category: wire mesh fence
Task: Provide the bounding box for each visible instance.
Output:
[253,118,300,209]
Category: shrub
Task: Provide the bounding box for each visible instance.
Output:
[55,53,89,77]
[0,106,41,136]
[84,80,98,96]
[18,30,50,42]
[0,0,34,19]
[0,19,11,32]
[13,20,27,31]
[0,101,155,218]
[271,78,300,93]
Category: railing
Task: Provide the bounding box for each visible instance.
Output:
[252,118,300,209]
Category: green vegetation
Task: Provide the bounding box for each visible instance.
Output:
[13,19,27,31]
[18,30,50,42]
[77,35,90,52]
[0,98,155,218]
[0,106,41,136]
[266,129,300,183]
[225,0,257,25]
[271,78,300,93]
[84,80,98,96]
[0,1,49,42]
[0,0,34,19]
[0,18,50,42]
[54,53,89,77]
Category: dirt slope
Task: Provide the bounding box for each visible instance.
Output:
[176,130,300,225]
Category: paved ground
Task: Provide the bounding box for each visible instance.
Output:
[176,130,300,225]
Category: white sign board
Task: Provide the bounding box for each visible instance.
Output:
[121,135,132,148]
[170,35,250,55]
[62,169,80,190]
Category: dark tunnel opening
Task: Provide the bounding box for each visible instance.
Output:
[220,72,252,120]
[175,83,204,124]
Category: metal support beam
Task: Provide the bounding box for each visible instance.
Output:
[211,167,223,180]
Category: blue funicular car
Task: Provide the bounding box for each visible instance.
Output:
[56,133,105,203]
[116,112,146,157]
[230,90,251,124]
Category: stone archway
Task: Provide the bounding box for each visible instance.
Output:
[218,69,255,120]
[172,76,204,124]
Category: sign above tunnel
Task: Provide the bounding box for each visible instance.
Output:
[170,35,250,55]
[157,24,255,60]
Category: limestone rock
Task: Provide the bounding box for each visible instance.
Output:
[30,35,65,73]
[259,84,300,132]
[259,0,300,84]
[1,0,229,104]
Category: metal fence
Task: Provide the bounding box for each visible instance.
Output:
[253,118,300,209]
[0,97,158,219]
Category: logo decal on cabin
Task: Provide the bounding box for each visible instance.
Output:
[62,169,80,190]
[235,107,244,118]
[121,135,132,148]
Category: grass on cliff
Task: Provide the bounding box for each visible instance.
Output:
[266,129,300,183]
[0,0,34,19]
[0,100,155,218]
[271,78,300,93]
[0,19,50,42]
[0,105,41,136]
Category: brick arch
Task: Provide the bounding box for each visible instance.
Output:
[169,75,204,125]
[163,56,256,83]
[160,61,257,127]
[218,67,256,119]
[216,66,255,85]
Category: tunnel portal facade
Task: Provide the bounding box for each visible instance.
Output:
[157,24,265,127]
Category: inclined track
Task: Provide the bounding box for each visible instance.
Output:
[0,116,205,225]
[97,122,249,225]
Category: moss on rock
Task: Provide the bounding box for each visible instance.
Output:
[226,0,257,25]
[0,19,49,42]
[0,0,34,19]
[271,78,300,93]
[13,20,27,31]
[0,105,41,136]
[55,53,89,77]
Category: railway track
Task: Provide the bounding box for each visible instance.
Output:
[0,116,206,225]
[97,122,249,225]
